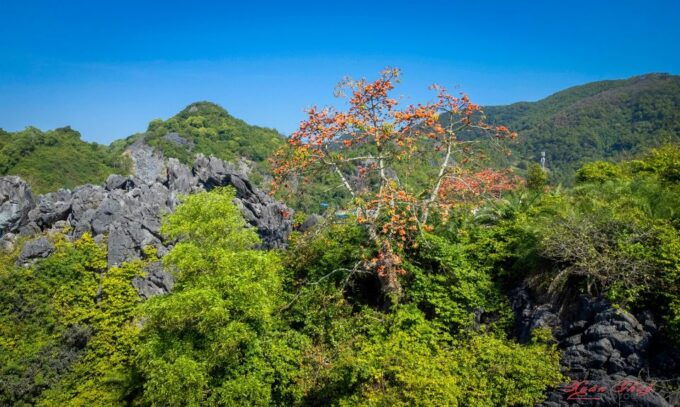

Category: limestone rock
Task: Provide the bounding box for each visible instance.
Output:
[124,140,167,185]
[512,286,675,406]
[132,261,174,299]
[0,176,35,236]
[0,141,292,283]
[0,232,16,252]
[105,174,134,191]
[167,158,199,195]
[28,189,72,228]
[162,132,193,148]
[17,236,55,266]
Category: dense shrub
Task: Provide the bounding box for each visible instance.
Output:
[131,188,304,406]
[462,146,680,344]
[0,233,144,406]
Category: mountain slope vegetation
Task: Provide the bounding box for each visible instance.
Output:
[482,73,680,183]
[1,67,679,404]
[0,127,130,194]
[139,101,285,181]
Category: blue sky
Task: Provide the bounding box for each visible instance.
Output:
[1,0,679,144]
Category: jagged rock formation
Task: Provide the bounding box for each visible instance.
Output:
[0,142,292,297]
[512,286,676,406]
[0,176,34,235]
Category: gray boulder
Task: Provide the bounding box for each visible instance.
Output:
[124,140,167,185]
[132,261,174,299]
[167,158,198,195]
[69,184,106,236]
[28,189,72,228]
[193,154,229,188]
[91,196,124,235]
[193,154,292,248]
[0,232,17,252]
[105,174,134,191]
[17,237,55,266]
[107,204,165,267]
[0,176,35,236]
[162,132,193,148]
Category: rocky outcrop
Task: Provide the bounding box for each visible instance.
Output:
[192,154,291,248]
[16,237,55,267]
[124,140,167,185]
[162,132,194,148]
[511,286,676,406]
[132,261,174,299]
[0,143,293,278]
[0,176,34,236]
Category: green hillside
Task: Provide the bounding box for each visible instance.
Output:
[0,102,285,194]
[139,101,285,181]
[482,73,680,183]
[0,127,130,194]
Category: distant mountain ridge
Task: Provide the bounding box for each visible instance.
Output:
[482,73,680,183]
[2,74,678,194]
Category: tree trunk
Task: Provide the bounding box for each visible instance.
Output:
[374,240,402,304]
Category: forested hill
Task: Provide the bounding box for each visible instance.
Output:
[0,102,285,194]
[0,127,130,194]
[482,73,680,183]
[128,101,285,182]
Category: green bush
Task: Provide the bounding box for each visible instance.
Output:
[405,233,512,334]
[132,188,304,406]
[0,233,144,406]
[295,306,563,406]
[575,161,624,184]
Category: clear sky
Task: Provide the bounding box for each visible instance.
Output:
[1,0,679,144]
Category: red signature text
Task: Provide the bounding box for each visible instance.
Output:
[562,379,655,401]
[613,379,655,397]
[563,381,606,401]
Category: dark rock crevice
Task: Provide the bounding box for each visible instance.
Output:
[511,284,678,406]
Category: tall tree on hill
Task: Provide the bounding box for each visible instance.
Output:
[273,68,518,302]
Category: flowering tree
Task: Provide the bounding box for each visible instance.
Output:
[273,68,518,301]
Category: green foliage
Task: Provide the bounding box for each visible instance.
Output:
[0,127,130,194]
[0,233,144,406]
[25,143,680,405]
[289,305,563,406]
[526,163,548,190]
[629,144,680,183]
[464,146,680,344]
[132,187,303,406]
[37,259,145,406]
[405,233,512,334]
[279,220,562,406]
[575,161,624,184]
[160,187,261,280]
